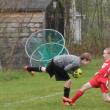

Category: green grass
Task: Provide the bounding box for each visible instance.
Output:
[0,58,109,110]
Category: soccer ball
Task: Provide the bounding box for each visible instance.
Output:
[72,68,83,78]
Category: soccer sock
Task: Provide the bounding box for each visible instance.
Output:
[64,87,70,98]
[27,66,42,72]
[71,90,84,103]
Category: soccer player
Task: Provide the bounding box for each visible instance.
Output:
[64,48,110,105]
[24,52,92,105]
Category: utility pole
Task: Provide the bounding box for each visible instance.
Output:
[64,0,76,47]
[70,0,76,42]
[71,0,82,44]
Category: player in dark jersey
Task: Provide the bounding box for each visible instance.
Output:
[64,48,110,105]
[24,52,92,105]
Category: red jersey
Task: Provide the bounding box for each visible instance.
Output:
[97,60,110,78]
[89,60,110,93]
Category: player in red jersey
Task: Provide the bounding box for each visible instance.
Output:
[63,48,110,105]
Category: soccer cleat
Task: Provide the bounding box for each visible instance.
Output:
[62,97,75,106]
[63,97,72,102]
[24,65,29,71]
[62,97,71,106]
[63,101,70,106]
[69,101,75,106]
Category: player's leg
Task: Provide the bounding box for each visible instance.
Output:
[24,65,42,72]
[24,65,46,76]
[102,93,110,102]
[24,59,55,74]
[63,79,72,106]
[64,79,72,97]
[53,67,72,105]
[100,80,110,103]
[70,82,92,105]
[63,82,92,105]
[63,76,99,105]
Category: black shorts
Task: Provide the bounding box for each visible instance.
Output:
[46,59,70,81]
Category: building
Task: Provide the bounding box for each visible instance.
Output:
[0,0,64,68]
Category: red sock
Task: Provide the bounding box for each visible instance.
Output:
[71,90,84,103]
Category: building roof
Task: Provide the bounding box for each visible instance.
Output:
[0,0,51,12]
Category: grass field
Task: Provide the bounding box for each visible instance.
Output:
[0,58,110,110]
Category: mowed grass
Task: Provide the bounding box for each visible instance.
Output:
[0,58,110,110]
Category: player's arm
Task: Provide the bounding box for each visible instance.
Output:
[108,78,110,89]
[64,63,79,72]
[108,67,110,89]
[97,63,110,75]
